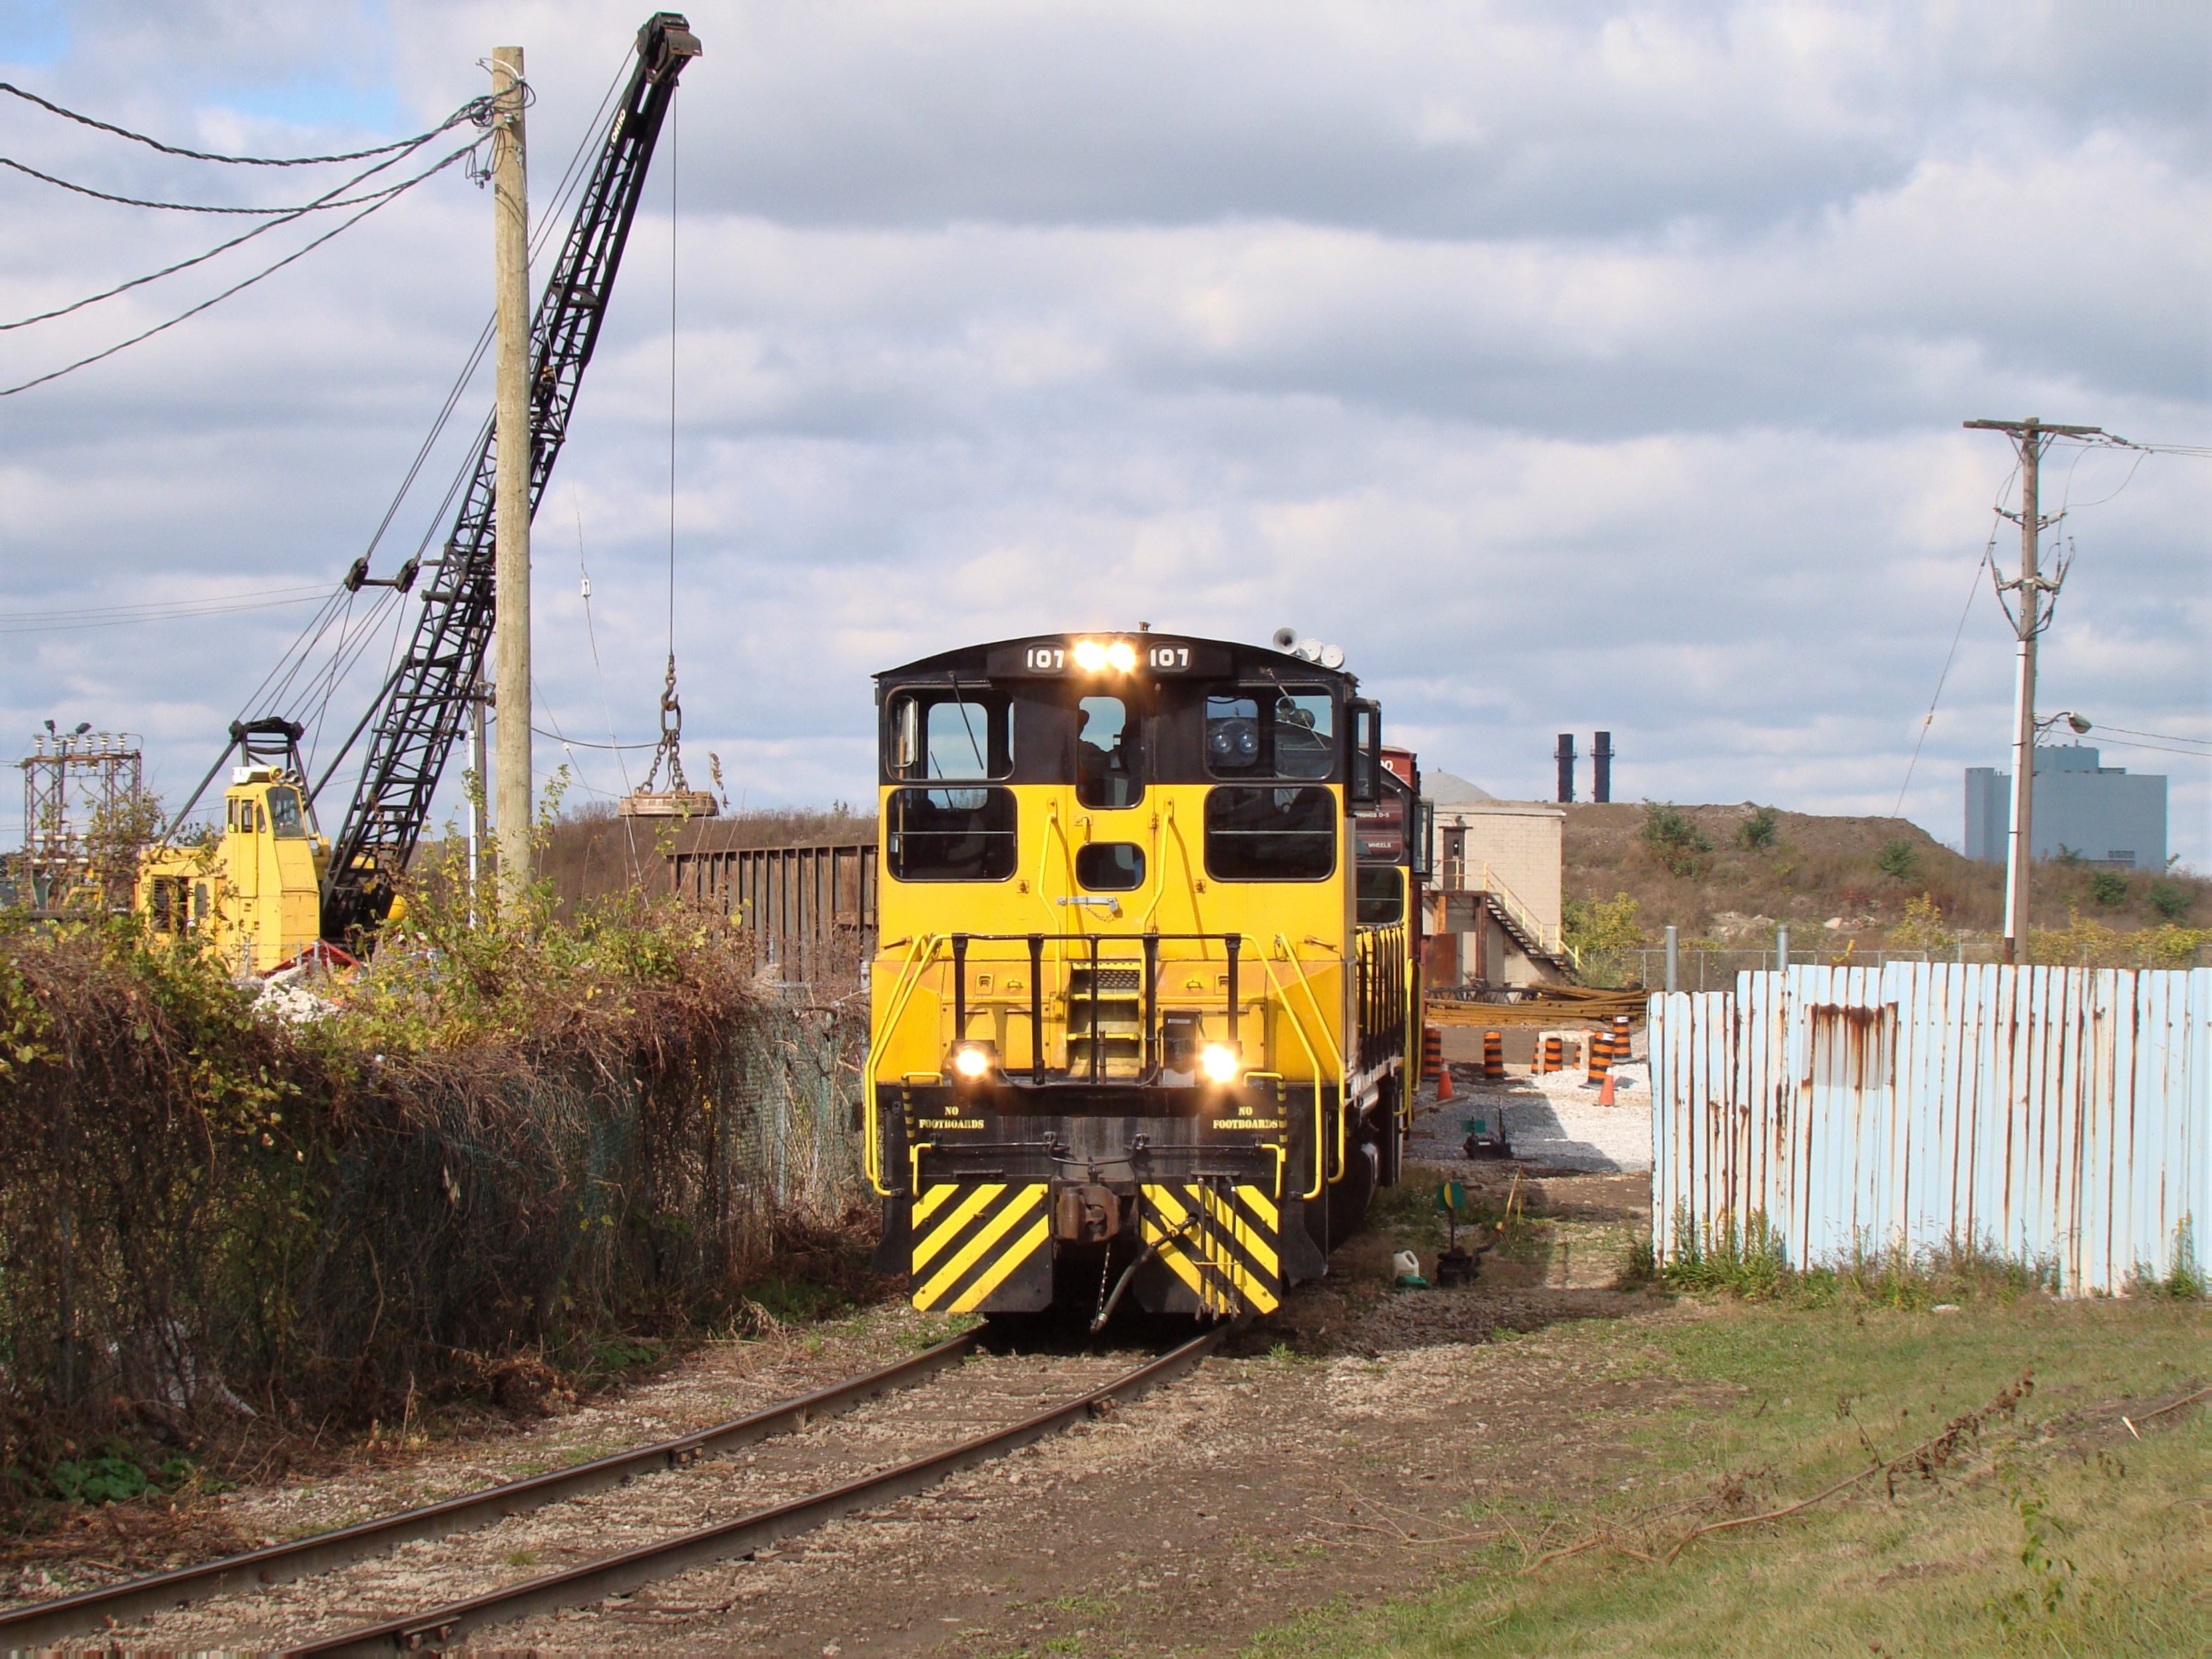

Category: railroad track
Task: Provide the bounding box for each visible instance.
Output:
[0,1326,1222,1654]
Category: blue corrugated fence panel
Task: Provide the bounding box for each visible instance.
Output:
[1651,964,2207,1295]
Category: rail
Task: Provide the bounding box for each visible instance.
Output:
[0,1331,980,1651]
[294,1329,1224,1655]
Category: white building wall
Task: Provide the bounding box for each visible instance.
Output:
[1432,801,1563,938]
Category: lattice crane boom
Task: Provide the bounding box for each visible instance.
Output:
[318,11,700,942]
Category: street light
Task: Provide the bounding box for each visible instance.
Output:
[2036,711,2093,737]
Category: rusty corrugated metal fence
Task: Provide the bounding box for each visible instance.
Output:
[1651,964,2209,1293]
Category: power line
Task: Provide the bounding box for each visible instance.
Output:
[0,139,477,397]
[0,143,473,213]
[2093,723,2210,749]
[0,79,492,167]
[1,136,468,332]
[2083,735,2212,763]
[1890,470,2014,817]
[531,727,655,751]
[0,587,329,633]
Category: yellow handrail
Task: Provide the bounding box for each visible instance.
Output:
[1282,935,1353,1193]
[1035,800,1072,932]
[1256,939,1345,1201]
[1481,861,1561,955]
[861,932,942,1196]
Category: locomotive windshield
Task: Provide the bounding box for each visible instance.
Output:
[1203,687,1334,779]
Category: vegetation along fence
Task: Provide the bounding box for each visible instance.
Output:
[1649,964,2208,1293]
[0,922,864,1502]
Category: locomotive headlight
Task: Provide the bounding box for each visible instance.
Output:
[950,1042,993,1080]
[1105,639,1138,672]
[1072,638,1109,671]
[1199,1042,1241,1084]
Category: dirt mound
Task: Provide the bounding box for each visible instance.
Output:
[1562,801,2203,942]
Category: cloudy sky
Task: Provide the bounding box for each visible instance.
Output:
[3,1,2207,866]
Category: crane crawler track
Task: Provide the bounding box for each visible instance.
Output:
[292,1326,1222,1655]
[0,1331,979,1651]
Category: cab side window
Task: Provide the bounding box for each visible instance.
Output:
[885,787,1019,882]
[886,689,1013,781]
[1356,864,1405,925]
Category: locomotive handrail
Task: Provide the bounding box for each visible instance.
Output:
[1139,796,1200,932]
[1036,799,1079,934]
[1254,939,1338,1200]
[863,932,944,1195]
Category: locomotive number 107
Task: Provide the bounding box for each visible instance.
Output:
[1021,642,1193,673]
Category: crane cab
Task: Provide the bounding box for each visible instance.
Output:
[138,767,328,975]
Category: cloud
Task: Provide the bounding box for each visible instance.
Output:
[0,0,2205,870]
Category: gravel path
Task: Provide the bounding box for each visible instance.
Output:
[1411,1062,1653,1173]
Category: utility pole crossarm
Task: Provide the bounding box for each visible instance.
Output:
[1963,418,2105,437]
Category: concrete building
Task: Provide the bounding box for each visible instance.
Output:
[1964,747,2167,870]
[1423,770,1567,988]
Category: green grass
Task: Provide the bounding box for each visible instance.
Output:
[1249,1294,2207,1657]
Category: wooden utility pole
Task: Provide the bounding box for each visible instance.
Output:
[491,46,532,911]
[1963,416,2101,964]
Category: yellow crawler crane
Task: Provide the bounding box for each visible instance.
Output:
[865,631,1419,1323]
[137,765,330,976]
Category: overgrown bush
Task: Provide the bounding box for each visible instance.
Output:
[1876,839,1920,882]
[2028,909,2212,969]
[1888,894,1958,954]
[2147,880,2193,921]
[1563,892,1646,954]
[1736,806,1780,852]
[0,860,863,1519]
[1639,802,1712,878]
[2086,870,2128,907]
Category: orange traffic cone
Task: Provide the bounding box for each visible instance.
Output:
[1597,1068,1617,1107]
[1436,1065,1456,1102]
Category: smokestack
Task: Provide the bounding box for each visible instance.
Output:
[1593,731,1613,803]
[1555,733,1577,803]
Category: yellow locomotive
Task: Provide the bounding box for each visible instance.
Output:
[865,630,1421,1324]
